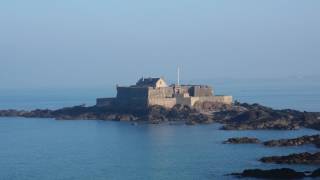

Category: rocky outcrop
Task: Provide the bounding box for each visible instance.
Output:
[260,152,320,164]
[136,104,212,124]
[310,169,320,178]
[263,134,320,148]
[0,104,213,124]
[230,168,306,179]
[231,168,320,179]
[224,135,320,164]
[223,137,260,144]
[219,103,305,130]
[0,109,53,118]
[1,102,320,130]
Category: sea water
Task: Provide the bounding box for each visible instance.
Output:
[0,79,319,179]
[0,118,319,180]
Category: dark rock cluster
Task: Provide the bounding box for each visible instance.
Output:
[0,109,53,118]
[223,137,260,144]
[311,169,320,178]
[263,134,320,148]
[260,152,320,164]
[0,104,212,124]
[224,135,320,165]
[143,104,212,124]
[219,103,311,130]
[230,168,320,179]
[224,134,320,177]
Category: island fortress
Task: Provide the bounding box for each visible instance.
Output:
[96,77,232,109]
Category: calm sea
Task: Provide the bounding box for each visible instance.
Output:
[0,79,319,180]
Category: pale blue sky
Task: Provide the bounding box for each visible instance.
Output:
[0,0,319,88]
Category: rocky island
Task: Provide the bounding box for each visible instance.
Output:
[223,134,320,148]
[223,137,261,144]
[1,101,320,130]
[1,77,320,179]
[263,134,320,147]
[230,168,320,179]
[1,77,320,131]
[260,152,320,164]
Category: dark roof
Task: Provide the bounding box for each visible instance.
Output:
[135,78,161,87]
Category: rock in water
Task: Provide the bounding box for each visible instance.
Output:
[263,134,320,148]
[219,103,320,130]
[310,168,320,178]
[231,168,305,179]
[223,137,260,144]
[260,152,320,164]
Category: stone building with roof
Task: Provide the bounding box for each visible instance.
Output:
[96,77,232,109]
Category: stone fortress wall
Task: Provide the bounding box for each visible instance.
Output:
[147,87,177,108]
[148,87,174,98]
[96,77,233,109]
[115,87,149,108]
[148,98,177,108]
[178,85,213,97]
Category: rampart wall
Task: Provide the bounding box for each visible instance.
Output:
[117,87,149,99]
[191,86,214,97]
[195,96,233,105]
[178,85,213,97]
[148,87,174,98]
[148,98,176,108]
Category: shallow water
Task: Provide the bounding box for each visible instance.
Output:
[0,117,319,180]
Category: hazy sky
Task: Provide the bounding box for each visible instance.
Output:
[0,0,319,88]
